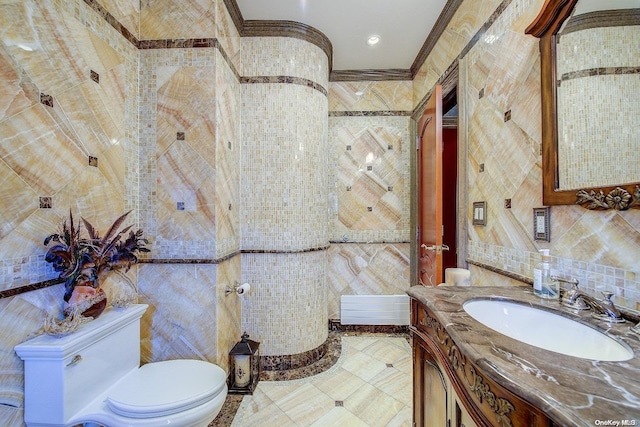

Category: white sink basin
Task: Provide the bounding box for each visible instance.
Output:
[463,299,633,362]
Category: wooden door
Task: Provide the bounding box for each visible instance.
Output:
[418,85,444,286]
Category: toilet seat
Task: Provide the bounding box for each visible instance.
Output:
[106,359,227,419]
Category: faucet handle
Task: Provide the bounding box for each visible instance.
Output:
[601,291,614,302]
[560,281,590,310]
[595,291,626,323]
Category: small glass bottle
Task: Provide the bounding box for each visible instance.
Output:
[533,249,558,299]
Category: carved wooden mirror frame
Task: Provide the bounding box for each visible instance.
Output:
[525,0,640,210]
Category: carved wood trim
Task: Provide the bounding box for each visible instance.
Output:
[525,0,578,37]
[417,306,516,426]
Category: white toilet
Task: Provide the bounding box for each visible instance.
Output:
[15,304,227,427]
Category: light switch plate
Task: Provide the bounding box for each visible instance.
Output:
[473,201,487,226]
[533,207,550,241]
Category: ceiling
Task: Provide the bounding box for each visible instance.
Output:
[235,0,450,72]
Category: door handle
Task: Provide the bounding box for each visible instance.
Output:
[421,244,436,251]
[421,244,449,254]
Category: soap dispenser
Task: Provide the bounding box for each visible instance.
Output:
[533,249,558,299]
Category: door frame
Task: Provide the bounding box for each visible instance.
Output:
[410,61,465,287]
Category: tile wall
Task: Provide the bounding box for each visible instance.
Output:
[0,0,244,422]
[556,25,640,190]
[413,0,640,311]
[327,103,412,318]
[1,1,639,424]
[0,0,139,423]
[240,36,329,355]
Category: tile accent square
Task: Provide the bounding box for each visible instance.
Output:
[504,199,512,209]
[479,163,485,172]
[88,156,98,167]
[504,110,511,122]
[335,401,344,407]
[90,70,99,84]
[40,93,53,107]
[39,197,52,209]
[177,132,185,140]
[177,202,185,211]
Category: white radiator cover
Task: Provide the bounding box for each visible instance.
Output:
[340,294,410,325]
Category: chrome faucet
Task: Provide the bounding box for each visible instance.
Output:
[555,277,590,310]
[564,288,626,323]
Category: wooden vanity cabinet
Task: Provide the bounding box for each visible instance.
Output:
[411,298,557,427]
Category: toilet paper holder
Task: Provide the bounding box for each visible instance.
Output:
[225,281,250,296]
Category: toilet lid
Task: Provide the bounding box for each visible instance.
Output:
[106,359,226,419]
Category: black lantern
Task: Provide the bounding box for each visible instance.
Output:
[229,332,260,394]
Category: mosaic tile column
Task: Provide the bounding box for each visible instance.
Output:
[241,37,329,356]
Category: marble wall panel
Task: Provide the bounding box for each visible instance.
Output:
[413,0,504,106]
[329,81,412,112]
[155,66,217,243]
[215,0,241,74]
[140,0,217,40]
[139,48,222,259]
[214,50,241,257]
[328,116,411,243]
[0,0,138,290]
[96,0,140,39]
[215,255,242,373]
[327,243,410,319]
[0,0,137,421]
[138,263,219,363]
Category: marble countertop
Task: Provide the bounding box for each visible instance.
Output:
[407,286,640,426]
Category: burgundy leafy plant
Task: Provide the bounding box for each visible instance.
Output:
[44,210,149,304]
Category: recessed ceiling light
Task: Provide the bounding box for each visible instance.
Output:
[366,35,380,46]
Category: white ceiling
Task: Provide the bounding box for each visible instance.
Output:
[235,0,448,71]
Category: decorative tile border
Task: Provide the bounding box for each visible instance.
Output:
[0,278,64,299]
[560,66,640,83]
[260,331,336,373]
[467,241,640,313]
[1,246,330,299]
[240,76,327,96]
[329,111,412,117]
[466,259,532,285]
[258,328,410,380]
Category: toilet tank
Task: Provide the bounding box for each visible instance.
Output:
[15,304,148,426]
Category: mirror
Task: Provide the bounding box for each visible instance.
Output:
[526,0,640,210]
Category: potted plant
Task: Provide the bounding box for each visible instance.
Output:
[44,210,149,319]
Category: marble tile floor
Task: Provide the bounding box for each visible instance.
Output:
[210,334,412,426]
